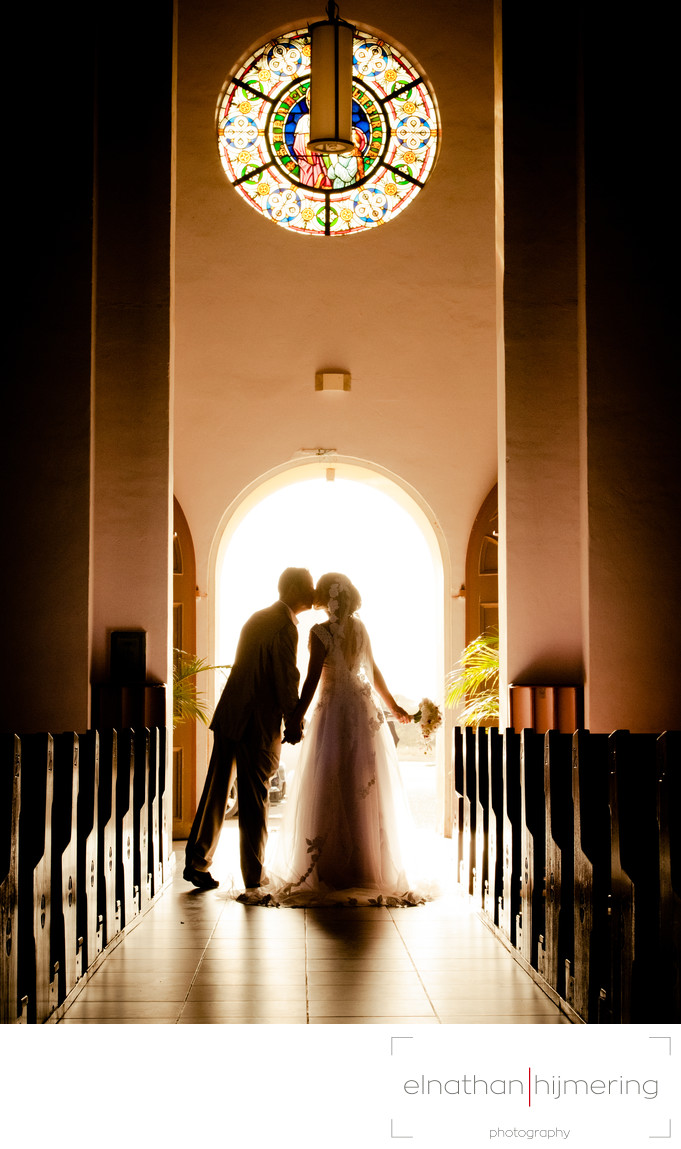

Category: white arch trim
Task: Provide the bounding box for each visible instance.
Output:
[207,454,454,833]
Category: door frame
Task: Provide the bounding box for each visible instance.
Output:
[172,497,197,838]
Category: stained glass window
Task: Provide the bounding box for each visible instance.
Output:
[217,27,440,237]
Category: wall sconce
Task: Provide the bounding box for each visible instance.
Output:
[308,2,356,154]
[315,371,351,391]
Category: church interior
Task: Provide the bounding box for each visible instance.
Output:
[2,0,679,1040]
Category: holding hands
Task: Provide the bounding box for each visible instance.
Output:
[283,724,303,745]
[283,707,305,745]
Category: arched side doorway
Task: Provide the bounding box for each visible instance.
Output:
[465,484,498,645]
[207,457,453,832]
[173,497,197,838]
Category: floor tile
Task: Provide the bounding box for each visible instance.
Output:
[191,969,307,986]
[178,1001,307,1022]
[204,937,305,955]
[308,1016,440,1024]
[417,972,532,988]
[56,843,574,1027]
[77,976,195,992]
[208,933,306,946]
[308,999,436,1017]
[73,984,189,1002]
[187,984,308,1002]
[306,970,424,987]
[202,954,306,968]
[176,1016,297,1025]
[427,985,554,1003]
[124,925,215,936]
[116,940,209,953]
[306,958,416,972]
[58,1018,175,1024]
[61,1001,183,1021]
[98,956,203,970]
[306,982,431,1001]
[436,1013,571,1024]
[430,996,559,1015]
[409,959,521,972]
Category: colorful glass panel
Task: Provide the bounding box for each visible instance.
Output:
[217,28,440,237]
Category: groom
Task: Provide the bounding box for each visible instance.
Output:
[183,567,315,890]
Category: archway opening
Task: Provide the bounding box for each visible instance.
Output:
[212,460,449,833]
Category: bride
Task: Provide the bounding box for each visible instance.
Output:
[251,573,435,907]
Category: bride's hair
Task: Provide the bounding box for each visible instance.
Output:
[314,573,361,621]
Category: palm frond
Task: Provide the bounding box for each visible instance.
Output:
[172,648,231,728]
[445,629,499,726]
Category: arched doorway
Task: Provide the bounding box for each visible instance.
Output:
[465,484,498,645]
[208,457,452,831]
[172,497,197,838]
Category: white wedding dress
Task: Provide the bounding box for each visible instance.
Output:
[260,618,435,907]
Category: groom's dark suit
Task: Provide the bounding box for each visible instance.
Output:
[185,600,300,887]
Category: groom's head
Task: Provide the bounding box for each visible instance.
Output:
[278,567,315,614]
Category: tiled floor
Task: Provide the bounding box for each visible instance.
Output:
[57,825,571,1025]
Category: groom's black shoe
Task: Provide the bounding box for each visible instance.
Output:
[183,865,219,890]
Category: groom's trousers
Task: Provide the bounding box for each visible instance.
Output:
[185,720,281,888]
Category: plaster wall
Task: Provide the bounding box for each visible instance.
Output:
[90,9,174,693]
[497,2,681,733]
[173,0,498,689]
[4,366,93,734]
[580,11,681,731]
[3,10,95,733]
[496,3,583,716]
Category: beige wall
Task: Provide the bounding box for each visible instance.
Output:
[7,1,678,748]
[90,8,174,700]
[579,11,681,732]
[4,10,95,733]
[3,4,174,735]
[497,2,681,733]
[173,1,498,727]
[496,1,583,719]
[174,0,681,771]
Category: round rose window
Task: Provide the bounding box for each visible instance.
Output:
[217,27,440,237]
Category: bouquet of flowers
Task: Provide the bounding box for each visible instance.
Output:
[412,698,442,742]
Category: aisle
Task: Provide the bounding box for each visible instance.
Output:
[57,824,571,1025]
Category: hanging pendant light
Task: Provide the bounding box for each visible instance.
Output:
[308,2,356,154]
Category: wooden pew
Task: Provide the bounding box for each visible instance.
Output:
[157,726,173,883]
[500,729,521,945]
[570,730,610,1022]
[473,726,489,910]
[148,727,163,897]
[0,735,22,1023]
[17,734,57,1023]
[539,730,574,998]
[97,729,120,947]
[485,727,504,926]
[461,726,477,896]
[76,731,102,968]
[94,683,166,736]
[657,730,681,1022]
[133,728,152,910]
[51,733,83,1003]
[516,729,545,967]
[451,727,465,887]
[609,729,661,1022]
[116,730,138,927]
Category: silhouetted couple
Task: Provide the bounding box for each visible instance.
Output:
[184,567,431,905]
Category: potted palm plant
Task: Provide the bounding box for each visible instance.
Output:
[172,649,230,728]
[173,650,238,816]
[445,629,499,726]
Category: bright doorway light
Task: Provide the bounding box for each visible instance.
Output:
[217,474,438,705]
